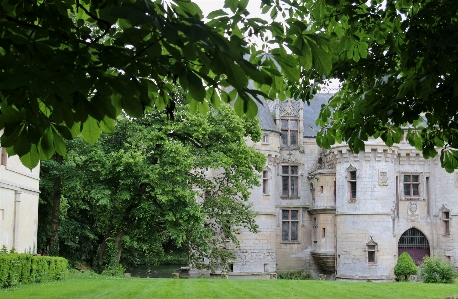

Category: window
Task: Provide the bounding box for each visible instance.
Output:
[366,238,378,264]
[404,175,420,197]
[262,134,268,143]
[443,211,450,235]
[282,210,299,242]
[281,119,298,147]
[282,166,298,197]
[262,170,269,195]
[348,170,357,201]
[322,228,326,238]
[367,245,376,263]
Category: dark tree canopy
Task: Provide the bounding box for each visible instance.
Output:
[1,0,457,171]
[0,0,330,168]
[315,0,458,172]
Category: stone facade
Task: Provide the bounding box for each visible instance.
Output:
[228,94,458,281]
[0,147,40,253]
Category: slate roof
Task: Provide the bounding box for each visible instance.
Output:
[255,93,333,138]
[303,93,333,137]
[255,97,279,133]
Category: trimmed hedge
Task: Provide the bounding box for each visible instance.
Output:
[0,254,68,288]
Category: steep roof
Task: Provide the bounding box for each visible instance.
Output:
[303,93,333,137]
[255,97,280,133]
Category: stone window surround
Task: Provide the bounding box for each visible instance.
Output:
[277,207,308,244]
[281,209,300,243]
[280,118,298,148]
[364,237,378,265]
[280,165,299,198]
[440,205,451,236]
[346,164,357,202]
[400,172,428,201]
[262,168,270,196]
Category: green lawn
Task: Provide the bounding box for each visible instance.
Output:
[1,272,457,299]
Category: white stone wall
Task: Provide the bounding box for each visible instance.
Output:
[0,151,39,253]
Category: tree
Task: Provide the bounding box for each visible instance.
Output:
[38,102,265,270]
[315,0,458,172]
[394,252,417,282]
[4,0,457,172]
[0,0,331,169]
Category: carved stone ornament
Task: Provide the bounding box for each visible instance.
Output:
[379,171,388,186]
[279,99,301,118]
[408,202,418,214]
[346,164,357,172]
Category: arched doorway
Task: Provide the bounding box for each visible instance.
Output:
[398,228,430,265]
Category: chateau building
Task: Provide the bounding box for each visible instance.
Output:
[0,147,40,253]
[228,93,458,281]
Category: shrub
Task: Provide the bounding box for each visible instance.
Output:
[420,256,458,283]
[278,270,314,280]
[0,254,68,288]
[101,265,126,277]
[394,252,418,282]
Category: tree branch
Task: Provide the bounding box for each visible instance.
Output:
[76,3,112,46]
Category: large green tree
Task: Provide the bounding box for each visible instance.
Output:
[38,103,265,270]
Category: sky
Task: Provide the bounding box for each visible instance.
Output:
[193,0,265,19]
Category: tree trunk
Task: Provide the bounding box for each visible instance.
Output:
[49,154,63,256]
[114,231,126,266]
[98,230,111,267]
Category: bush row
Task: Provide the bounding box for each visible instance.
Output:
[0,254,68,288]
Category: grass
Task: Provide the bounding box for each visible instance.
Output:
[1,271,457,299]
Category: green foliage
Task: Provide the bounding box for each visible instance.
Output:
[101,265,126,277]
[0,246,8,254]
[158,251,189,265]
[0,254,68,288]
[420,256,458,284]
[314,0,458,172]
[394,252,418,282]
[277,270,314,280]
[38,103,265,271]
[0,0,332,169]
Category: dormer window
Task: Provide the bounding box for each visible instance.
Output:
[281,119,298,147]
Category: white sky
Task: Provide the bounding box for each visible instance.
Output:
[193,0,265,19]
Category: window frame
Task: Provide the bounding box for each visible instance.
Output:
[281,209,300,242]
[367,245,376,264]
[281,165,299,197]
[403,174,420,198]
[366,238,378,265]
[262,170,269,195]
[443,211,450,235]
[348,169,357,202]
[280,119,299,148]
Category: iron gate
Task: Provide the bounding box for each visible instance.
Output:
[398,228,430,265]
